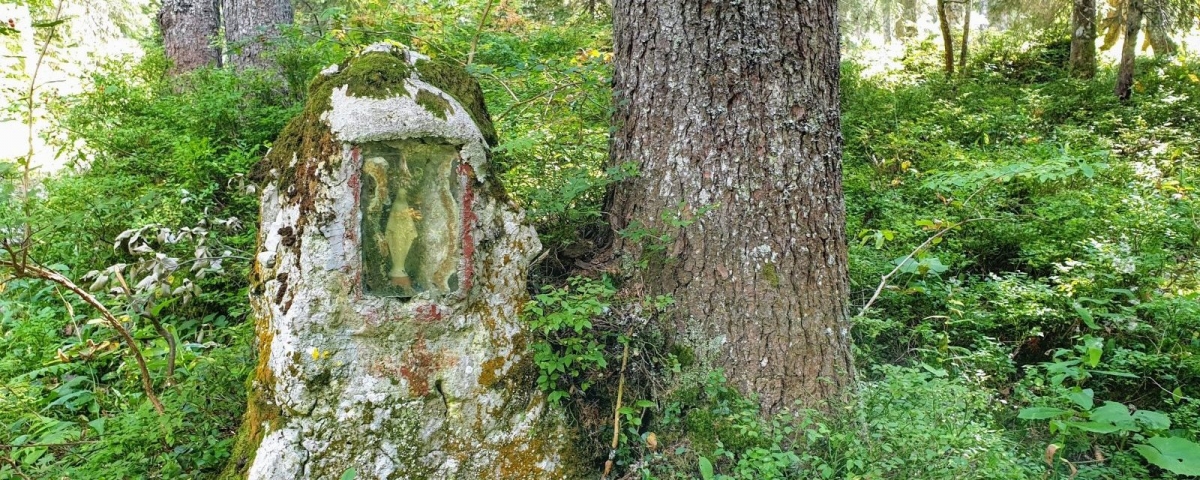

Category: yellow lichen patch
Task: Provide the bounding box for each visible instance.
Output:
[478,356,508,387]
[493,430,568,479]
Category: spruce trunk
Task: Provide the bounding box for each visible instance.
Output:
[158,0,221,75]
[608,0,855,414]
[221,0,293,70]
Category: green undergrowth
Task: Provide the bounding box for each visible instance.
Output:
[3,1,1200,477]
[517,40,1200,479]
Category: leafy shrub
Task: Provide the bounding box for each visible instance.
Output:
[523,275,618,404]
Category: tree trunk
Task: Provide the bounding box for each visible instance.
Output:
[938,0,955,76]
[958,0,970,74]
[883,3,894,43]
[1099,0,1123,50]
[1069,0,1097,78]
[1115,0,1142,101]
[158,0,220,76]
[608,0,854,413]
[221,0,293,70]
[1144,2,1177,56]
[897,0,918,40]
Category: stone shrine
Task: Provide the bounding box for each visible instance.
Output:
[224,43,570,480]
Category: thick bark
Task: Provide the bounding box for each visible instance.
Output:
[221,0,293,70]
[938,0,955,76]
[609,0,854,413]
[158,0,220,75]
[1070,0,1097,78]
[1115,0,1142,101]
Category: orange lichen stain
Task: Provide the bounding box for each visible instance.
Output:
[347,148,361,244]
[478,356,507,387]
[495,433,557,479]
[371,336,458,397]
[458,163,478,292]
[413,303,446,322]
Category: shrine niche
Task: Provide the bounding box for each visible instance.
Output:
[224,43,574,480]
[359,139,463,298]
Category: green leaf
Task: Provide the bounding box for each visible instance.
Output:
[1089,369,1138,378]
[1088,402,1137,431]
[88,418,106,436]
[1083,335,1103,368]
[1019,407,1069,420]
[1073,303,1098,330]
[1133,410,1171,431]
[1134,437,1200,476]
[1080,162,1096,178]
[699,456,715,480]
[1067,388,1094,410]
[339,468,357,480]
[32,19,66,28]
[1066,421,1122,434]
[920,363,948,377]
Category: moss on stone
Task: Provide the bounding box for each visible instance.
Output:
[414,58,498,146]
[415,89,452,119]
[219,323,281,479]
[253,74,341,233]
[256,50,502,211]
[340,50,413,99]
[255,49,414,195]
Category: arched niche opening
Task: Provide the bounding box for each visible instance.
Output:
[359,138,464,299]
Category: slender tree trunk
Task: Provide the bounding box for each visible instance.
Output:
[1070,0,1097,78]
[221,0,293,70]
[884,4,894,43]
[1116,0,1142,101]
[958,0,970,74]
[158,0,220,75]
[1100,0,1124,50]
[938,0,955,76]
[1144,2,1177,56]
[897,0,918,40]
[609,0,855,413]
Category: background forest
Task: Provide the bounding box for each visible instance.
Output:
[1,0,1199,478]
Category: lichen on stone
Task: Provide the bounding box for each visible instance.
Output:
[231,43,572,480]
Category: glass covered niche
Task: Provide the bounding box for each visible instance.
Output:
[360,139,463,298]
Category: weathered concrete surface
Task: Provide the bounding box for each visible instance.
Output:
[224,44,571,480]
